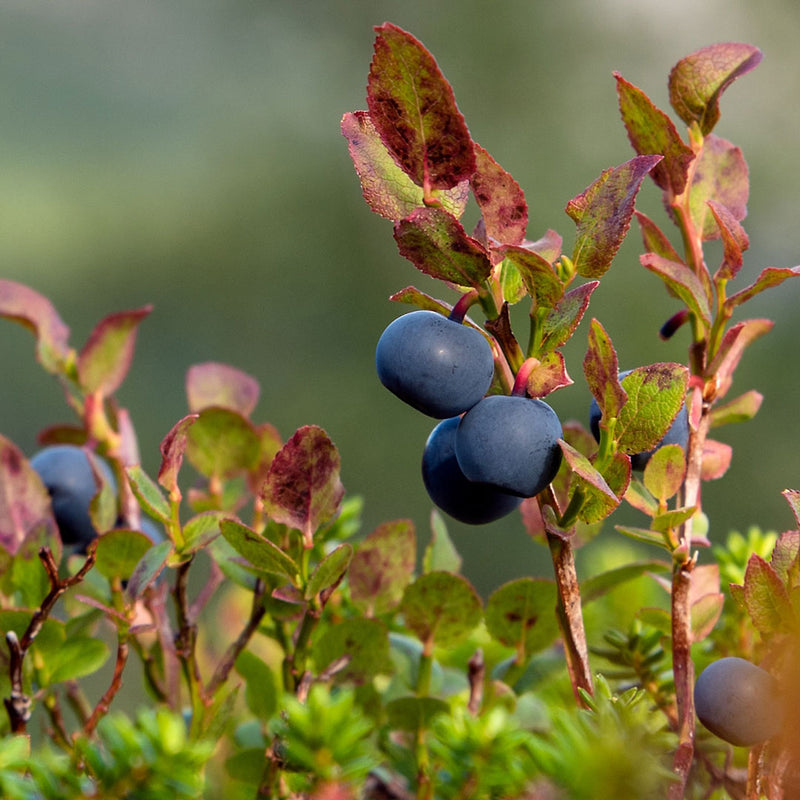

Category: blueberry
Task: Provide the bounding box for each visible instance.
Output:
[30,445,116,552]
[589,370,689,470]
[455,395,563,498]
[694,657,783,747]
[422,417,523,525]
[375,310,494,418]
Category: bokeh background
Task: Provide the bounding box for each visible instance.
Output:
[2,0,799,596]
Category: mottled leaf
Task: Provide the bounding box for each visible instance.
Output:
[0,279,71,373]
[643,444,686,503]
[708,201,749,281]
[540,281,598,354]
[341,111,469,220]
[687,135,748,240]
[367,23,475,191]
[485,578,559,657]
[495,245,563,309]
[260,426,344,547]
[313,617,391,684]
[525,351,572,397]
[95,529,153,581]
[185,407,260,480]
[305,544,352,600]
[707,318,772,400]
[770,531,800,586]
[710,390,763,427]
[726,265,800,310]
[350,519,416,613]
[635,211,684,262]
[615,73,694,194]
[186,362,260,417]
[470,143,527,246]
[616,364,688,454]
[743,554,793,637]
[640,253,711,325]
[668,43,762,135]
[77,306,152,396]
[583,319,626,420]
[567,155,662,278]
[394,206,492,287]
[219,518,299,582]
[157,414,198,494]
[560,440,621,523]
[400,571,482,648]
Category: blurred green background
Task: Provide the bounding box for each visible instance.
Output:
[2,0,799,595]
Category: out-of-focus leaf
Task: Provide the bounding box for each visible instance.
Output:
[710,390,763,427]
[95,529,153,582]
[643,444,686,503]
[185,407,260,480]
[49,637,110,683]
[485,578,559,657]
[582,560,670,604]
[305,544,352,600]
[367,23,475,191]
[423,510,462,575]
[385,696,449,731]
[235,651,277,720]
[313,617,392,684]
[691,593,724,642]
[125,539,171,601]
[157,414,198,494]
[707,318,772,400]
[186,362,260,417]
[743,554,792,637]
[701,439,733,481]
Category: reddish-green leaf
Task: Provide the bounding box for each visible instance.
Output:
[349,519,416,614]
[185,407,260,480]
[540,281,597,354]
[246,422,284,496]
[305,544,352,600]
[126,464,171,523]
[701,439,732,481]
[186,362,260,417]
[668,43,763,135]
[157,414,198,494]
[260,425,344,547]
[389,286,453,315]
[707,318,772,400]
[367,23,475,191]
[566,155,662,278]
[640,253,711,324]
[313,617,391,684]
[725,266,800,311]
[394,206,492,287]
[0,280,72,374]
[525,352,572,398]
[708,201,749,280]
[583,318,626,420]
[743,554,793,637]
[523,229,563,262]
[687,135,749,241]
[470,143,527,246]
[77,306,152,396]
[219,518,299,582]
[691,593,724,643]
[643,444,686,503]
[783,489,800,530]
[615,73,694,194]
[635,211,684,262]
[560,440,622,523]
[400,571,482,648]
[423,510,462,574]
[616,364,689,454]
[624,479,659,517]
[485,578,559,657]
[495,245,563,309]
[710,389,763,427]
[0,435,58,556]
[341,111,469,221]
[770,531,800,586]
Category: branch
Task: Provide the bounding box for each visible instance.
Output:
[83,635,129,737]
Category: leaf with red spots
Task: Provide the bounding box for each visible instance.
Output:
[743,554,793,637]
[669,43,762,135]
[567,155,662,278]
[583,319,626,421]
[615,73,694,194]
[495,245,563,309]
[78,306,152,396]
[367,23,475,193]
[341,111,470,221]
[525,351,573,398]
[485,578,559,657]
[0,280,72,374]
[393,206,492,287]
[640,253,712,325]
[470,143,527,246]
[186,362,260,417]
[260,426,344,548]
[725,266,800,311]
[540,281,598,354]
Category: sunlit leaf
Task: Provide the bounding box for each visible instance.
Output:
[743,554,793,637]
[219,518,299,582]
[643,444,686,503]
[186,362,260,417]
[708,201,749,280]
[710,390,763,427]
[495,245,563,309]
[525,352,572,397]
[185,407,260,480]
[540,281,598,354]
[707,318,772,400]
[581,559,670,604]
[470,143,527,246]
[634,211,684,262]
[583,319,626,420]
[640,253,711,325]
[725,265,800,311]
[700,439,732,481]
[126,465,171,523]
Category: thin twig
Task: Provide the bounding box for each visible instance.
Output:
[83,636,129,737]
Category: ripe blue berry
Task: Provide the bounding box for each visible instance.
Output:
[694,657,783,746]
[375,310,494,418]
[589,370,689,470]
[455,395,563,498]
[422,417,522,525]
[30,445,116,552]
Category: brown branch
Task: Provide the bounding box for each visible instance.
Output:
[467,649,484,715]
[83,636,129,737]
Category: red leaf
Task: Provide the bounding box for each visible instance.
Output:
[78,306,152,396]
[260,426,344,548]
[707,318,773,399]
[743,554,793,637]
[668,43,763,135]
[635,211,684,263]
[701,439,732,481]
[567,155,662,278]
[186,362,260,417]
[158,414,199,494]
[367,23,475,192]
[525,352,573,398]
[470,143,527,246]
[708,200,749,280]
[782,490,800,530]
[495,244,563,309]
[726,265,800,311]
[583,319,626,420]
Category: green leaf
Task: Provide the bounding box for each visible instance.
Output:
[49,636,110,683]
[180,511,224,555]
[485,578,559,657]
[0,279,72,373]
[623,479,659,517]
[400,571,482,648]
[616,364,689,455]
[643,444,686,503]
[725,265,800,311]
[341,111,469,221]
[581,560,671,604]
[710,390,763,427]
[687,135,749,241]
[260,426,344,548]
[567,154,662,278]
[579,451,630,525]
[385,696,449,731]
[614,72,694,194]
[95,529,154,582]
[305,544,352,600]
[615,525,669,550]
[77,306,152,396]
[668,43,762,135]
[559,440,620,523]
[235,651,277,720]
[219,519,299,582]
[650,507,697,535]
[583,319,626,421]
[393,206,492,288]
[495,245,564,309]
[367,23,475,191]
[743,554,793,637]
[540,281,598,354]
[312,617,391,684]
[126,465,171,523]
[186,362,260,417]
[470,143,527,246]
[125,539,172,601]
[350,519,416,613]
[640,253,711,324]
[423,510,461,574]
[225,748,269,786]
[185,407,260,480]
